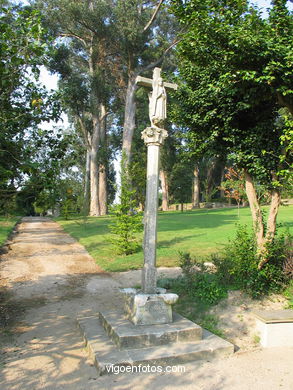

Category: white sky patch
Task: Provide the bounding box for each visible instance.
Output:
[39,66,58,90]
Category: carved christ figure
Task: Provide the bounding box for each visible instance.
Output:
[149,77,167,128]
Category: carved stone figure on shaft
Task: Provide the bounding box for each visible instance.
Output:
[149,77,167,128]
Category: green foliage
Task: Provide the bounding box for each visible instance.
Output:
[0,4,61,214]
[173,225,291,302]
[169,162,193,207]
[157,272,225,336]
[109,158,143,255]
[178,252,227,304]
[170,0,293,189]
[61,198,77,220]
[284,281,293,309]
[213,225,291,298]
[199,314,224,338]
[0,217,19,247]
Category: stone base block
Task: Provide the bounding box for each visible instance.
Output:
[99,311,202,349]
[121,288,178,325]
[77,314,234,375]
[254,310,293,348]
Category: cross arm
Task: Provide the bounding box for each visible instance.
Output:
[163,81,178,91]
[136,75,152,88]
[136,75,178,91]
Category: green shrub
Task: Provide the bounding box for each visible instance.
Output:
[176,226,291,300]
[213,225,291,298]
[109,157,143,255]
[109,200,143,255]
[189,273,227,304]
[157,275,187,294]
[177,252,227,304]
[284,281,293,309]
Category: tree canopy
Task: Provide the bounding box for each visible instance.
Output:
[0,3,61,213]
[170,0,293,265]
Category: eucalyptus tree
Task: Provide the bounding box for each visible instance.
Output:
[171,0,293,267]
[33,0,178,214]
[32,0,114,216]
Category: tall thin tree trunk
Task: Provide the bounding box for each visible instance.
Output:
[89,113,100,216]
[192,164,200,208]
[220,166,225,198]
[83,149,91,215]
[206,159,216,201]
[160,169,169,211]
[98,103,108,215]
[88,26,101,217]
[122,75,137,168]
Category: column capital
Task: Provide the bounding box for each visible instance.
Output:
[141,127,168,146]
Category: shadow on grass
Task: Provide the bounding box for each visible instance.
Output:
[157,234,204,249]
[157,210,242,232]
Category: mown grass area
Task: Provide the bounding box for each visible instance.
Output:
[0,217,19,247]
[56,205,293,272]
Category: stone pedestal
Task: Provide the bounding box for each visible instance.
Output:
[121,288,178,325]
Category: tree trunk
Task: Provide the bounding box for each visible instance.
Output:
[244,170,265,252]
[83,149,91,215]
[220,166,225,198]
[88,29,101,217]
[98,103,108,215]
[160,169,169,211]
[266,189,281,240]
[206,159,216,201]
[122,75,137,167]
[99,166,107,215]
[89,113,100,216]
[257,188,282,269]
[192,164,200,208]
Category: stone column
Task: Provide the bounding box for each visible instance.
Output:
[141,126,168,294]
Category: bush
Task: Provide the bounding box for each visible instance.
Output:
[178,252,227,305]
[213,225,291,298]
[109,157,143,255]
[176,226,291,300]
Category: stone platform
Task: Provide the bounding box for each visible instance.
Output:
[78,311,234,375]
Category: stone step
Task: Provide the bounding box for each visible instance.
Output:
[77,314,234,375]
[99,311,202,349]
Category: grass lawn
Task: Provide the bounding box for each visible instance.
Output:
[56,205,293,272]
[0,217,19,247]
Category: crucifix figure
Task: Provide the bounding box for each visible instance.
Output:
[149,75,167,128]
[136,68,177,294]
[137,68,177,130]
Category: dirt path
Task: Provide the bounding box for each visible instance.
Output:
[0,217,292,390]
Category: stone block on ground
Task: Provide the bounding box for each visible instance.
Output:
[253,310,293,348]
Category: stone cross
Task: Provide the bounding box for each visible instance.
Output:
[136,68,177,294]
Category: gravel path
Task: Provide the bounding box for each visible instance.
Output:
[0,217,292,390]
